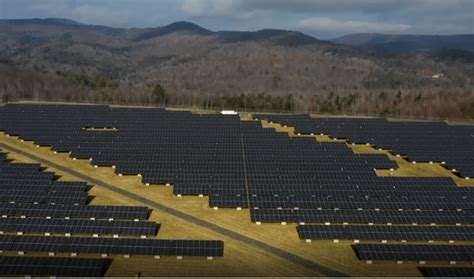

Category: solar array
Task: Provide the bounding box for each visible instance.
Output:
[0,256,111,277]
[353,244,474,261]
[0,105,246,197]
[254,113,474,265]
[0,144,224,276]
[0,104,472,270]
[0,150,158,237]
[255,114,474,178]
[418,267,474,277]
[0,105,468,208]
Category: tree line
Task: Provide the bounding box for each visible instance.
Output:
[1,66,473,121]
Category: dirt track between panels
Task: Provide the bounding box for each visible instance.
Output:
[0,141,348,277]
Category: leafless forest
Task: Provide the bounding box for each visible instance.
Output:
[1,19,473,120]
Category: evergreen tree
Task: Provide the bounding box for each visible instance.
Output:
[152,84,168,106]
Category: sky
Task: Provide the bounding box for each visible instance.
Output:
[0,0,472,39]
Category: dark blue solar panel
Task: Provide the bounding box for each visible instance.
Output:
[354,244,474,261]
[0,256,111,277]
[419,267,474,277]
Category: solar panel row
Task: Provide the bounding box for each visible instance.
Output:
[0,189,89,198]
[243,184,472,198]
[0,185,86,193]
[353,244,474,261]
[0,217,159,236]
[0,235,224,256]
[297,224,474,241]
[251,208,473,225]
[418,267,474,277]
[0,180,88,192]
[0,193,88,205]
[227,195,472,210]
[0,203,150,220]
[0,256,111,277]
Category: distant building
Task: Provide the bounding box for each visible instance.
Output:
[221,110,238,115]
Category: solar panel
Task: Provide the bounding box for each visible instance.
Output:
[0,203,150,220]
[418,267,474,277]
[354,244,474,261]
[251,208,472,225]
[0,217,159,236]
[0,235,224,257]
[358,154,398,169]
[0,256,112,277]
[297,224,474,241]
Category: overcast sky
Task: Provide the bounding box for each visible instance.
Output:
[0,0,472,39]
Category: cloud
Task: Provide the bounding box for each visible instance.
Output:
[241,0,405,14]
[16,0,72,18]
[297,17,411,33]
[181,0,240,17]
[30,0,69,13]
[71,4,129,26]
[180,0,408,16]
[177,0,471,37]
[1,0,472,38]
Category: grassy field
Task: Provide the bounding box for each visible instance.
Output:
[0,114,472,276]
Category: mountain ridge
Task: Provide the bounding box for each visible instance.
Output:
[0,18,327,47]
[3,18,473,51]
[132,21,214,42]
[332,33,474,51]
[0,18,473,120]
[0,18,474,94]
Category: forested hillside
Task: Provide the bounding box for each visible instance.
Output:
[0,18,473,120]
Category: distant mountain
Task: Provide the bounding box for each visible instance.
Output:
[0,18,472,106]
[217,29,321,47]
[332,33,474,51]
[0,18,338,80]
[1,18,84,27]
[132,21,214,42]
[132,21,321,48]
[1,17,124,35]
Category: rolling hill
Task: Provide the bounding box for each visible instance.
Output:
[0,18,473,120]
[332,33,474,51]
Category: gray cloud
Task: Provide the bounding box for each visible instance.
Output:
[1,0,472,38]
[71,4,130,26]
[179,0,473,37]
[181,0,240,17]
[240,0,408,14]
[297,17,411,34]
